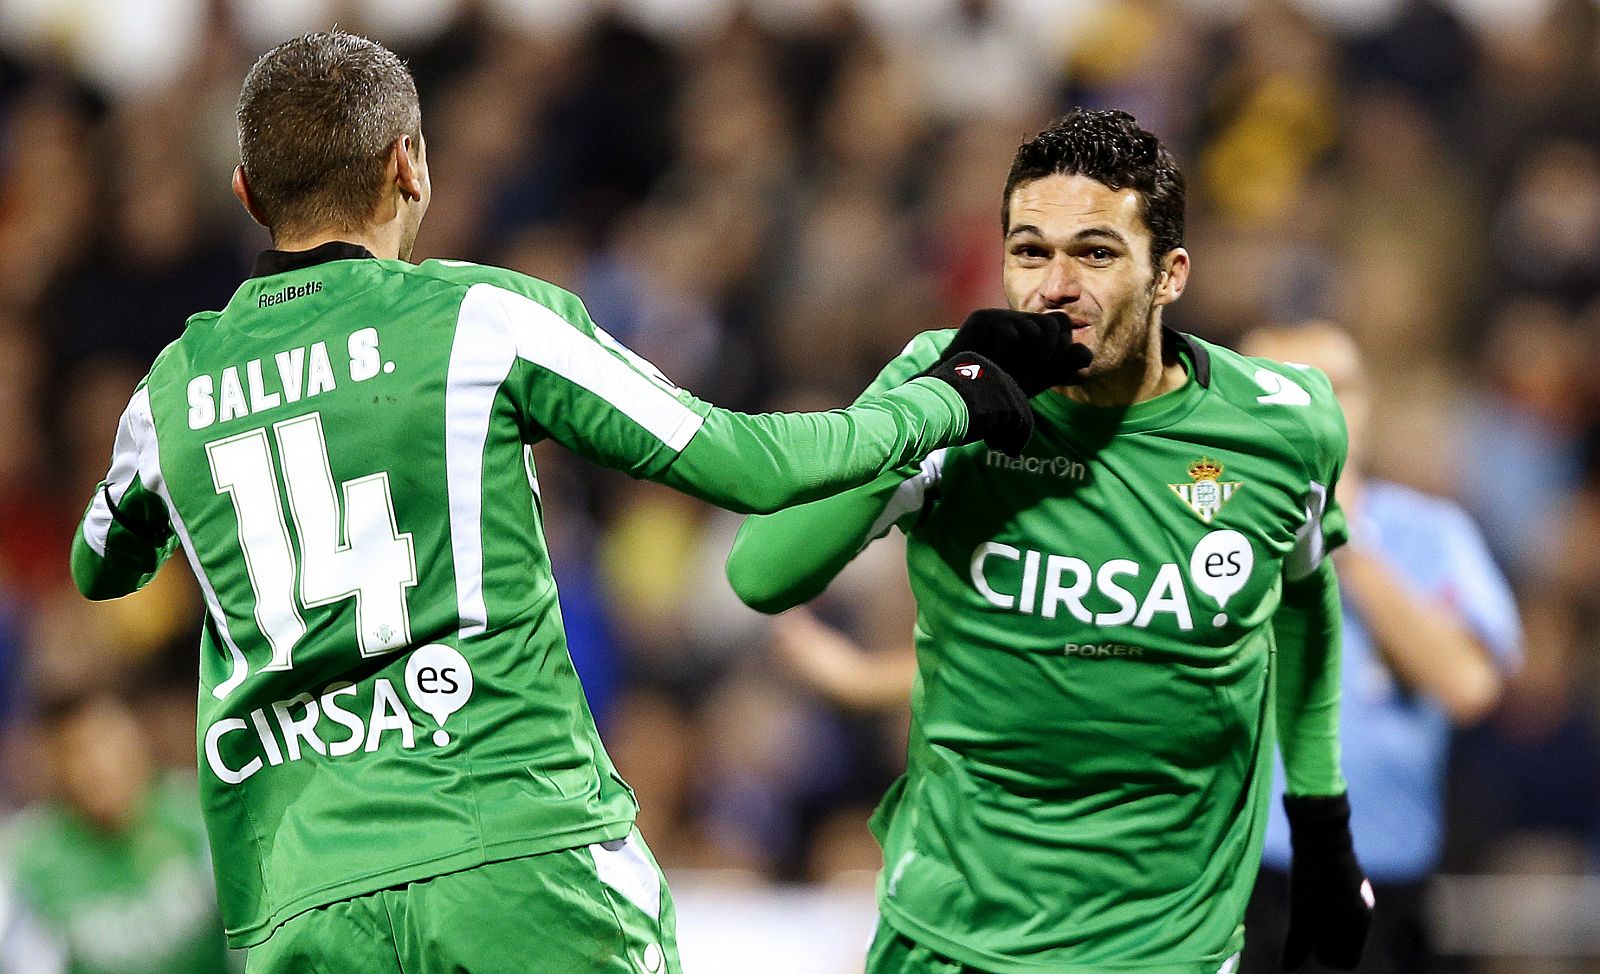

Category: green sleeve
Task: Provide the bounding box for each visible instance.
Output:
[1272,556,1347,797]
[486,284,970,513]
[656,375,966,514]
[724,330,955,613]
[72,478,180,601]
[71,381,180,601]
[726,465,925,613]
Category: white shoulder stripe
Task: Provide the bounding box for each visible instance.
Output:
[477,284,705,451]
[446,287,520,638]
[868,448,949,538]
[120,395,251,698]
[445,284,706,639]
[82,387,155,557]
[1285,480,1330,581]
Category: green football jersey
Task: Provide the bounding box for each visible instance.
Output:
[0,775,232,974]
[728,329,1350,974]
[70,243,970,947]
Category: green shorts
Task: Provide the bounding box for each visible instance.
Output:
[865,918,1243,974]
[867,919,976,974]
[246,829,680,974]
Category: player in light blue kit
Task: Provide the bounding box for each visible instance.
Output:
[1240,323,1523,974]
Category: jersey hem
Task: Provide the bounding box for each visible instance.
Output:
[224,816,634,948]
[877,899,1244,974]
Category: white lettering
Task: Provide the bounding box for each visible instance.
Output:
[249,707,284,765]
[1134,563,1194,630]
[348,327,381,382]
[246,359,281,413]
[218,367,248,423]
[1094,559,1139,626]
[1019,549,1041,614]
[971,542,1020,609]
[321,682,365,757]
[276,347,306,403]
[204,718,261,785]
[306,342,337,397]
[187,375,215,430]
[365,679,415,752]
[272,692,326,761]
[1041,555,1093,622]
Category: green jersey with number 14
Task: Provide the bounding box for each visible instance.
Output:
[70,243,971,947]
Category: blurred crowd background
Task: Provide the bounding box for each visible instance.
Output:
[1,0,1599,969]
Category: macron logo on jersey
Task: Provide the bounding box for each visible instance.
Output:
[985,449,1087,480]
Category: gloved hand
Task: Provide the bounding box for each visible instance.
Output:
[922,353,1033,457]
[1282,793,1375,971]
[932,309,1094,396]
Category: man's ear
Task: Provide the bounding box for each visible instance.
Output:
[1154,248,1189,307]
[392,135,424,203]
[232,166,270,228]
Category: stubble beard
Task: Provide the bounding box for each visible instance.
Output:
[1080,286,1160,388]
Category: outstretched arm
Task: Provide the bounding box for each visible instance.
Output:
[486,282,1086,518]
[653,378,965,515]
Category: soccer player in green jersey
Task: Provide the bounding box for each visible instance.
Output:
[726,109,1376,974]
[67,31,1092,974]
[0,690,233,974]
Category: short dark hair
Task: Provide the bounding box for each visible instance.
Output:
[1002,109,1185,262]
[237,30,421,237]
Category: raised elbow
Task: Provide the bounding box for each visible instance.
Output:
[726,562,810,615]
[725,532,823,615]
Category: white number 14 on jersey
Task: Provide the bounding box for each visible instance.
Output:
[206,411,418,675]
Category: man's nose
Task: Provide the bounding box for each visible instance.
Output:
[1038,259,1081,307]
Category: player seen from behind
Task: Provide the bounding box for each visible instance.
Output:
[67,30,1091,974]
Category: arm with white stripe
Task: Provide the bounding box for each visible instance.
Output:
[70,384,179,601]
[657,388,960,515]
[483,285,968,514]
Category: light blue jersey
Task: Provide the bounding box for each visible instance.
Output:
[1262,480,1522,882]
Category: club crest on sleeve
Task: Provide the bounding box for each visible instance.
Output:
[1170,457,1242,524]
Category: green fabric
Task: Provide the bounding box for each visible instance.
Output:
[67,255,969,948]
[727,331,960,612]
[865,918,1243,974]
[728,331,1349,972]
[866,920,974,974]
[1,776,232,974]
[244,831,678,974]
[661,376,966,514]
[1271,556,1346,796]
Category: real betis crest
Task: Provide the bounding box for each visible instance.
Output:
[1170,457,1241,524]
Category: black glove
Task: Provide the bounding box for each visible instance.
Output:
[933,309,1094,396]
[1282,793,1375,971]
[922,353,1033,457]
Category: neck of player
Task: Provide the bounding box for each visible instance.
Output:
[1060,318,1187,407]
[272,223,405,262]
